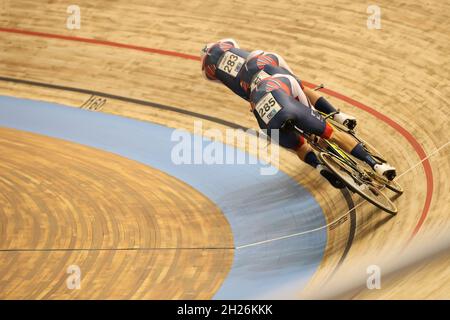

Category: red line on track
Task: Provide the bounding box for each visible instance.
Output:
[0,27,433,242]
[0,27,199,61]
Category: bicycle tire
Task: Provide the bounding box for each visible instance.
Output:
[327,119,403,194]
[319,152,398,215]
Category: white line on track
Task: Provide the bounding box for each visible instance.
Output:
[235,140,450,250]
[396,140,450,180]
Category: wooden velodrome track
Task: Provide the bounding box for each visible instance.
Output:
[0,0,449,299]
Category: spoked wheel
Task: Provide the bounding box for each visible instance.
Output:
[319,153,398,215]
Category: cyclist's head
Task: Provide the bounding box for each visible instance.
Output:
[200,42,216,80]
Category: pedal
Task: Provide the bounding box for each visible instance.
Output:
[374,163,397,181]
[385,169,397,181]
[343,118,357,131]
[334,111,357,130]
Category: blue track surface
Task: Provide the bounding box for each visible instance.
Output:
[0,96,327,299]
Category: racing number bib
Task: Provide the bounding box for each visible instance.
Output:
[255,93,282,124]
[218,52,245,78]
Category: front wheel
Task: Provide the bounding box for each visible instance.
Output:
[361,141,404,195]
[319,153,398,215]
[328,120,403,195]
[371,173,404,194]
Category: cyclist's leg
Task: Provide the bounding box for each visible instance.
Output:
[270,126,345,189]
[264,52,294,74]
[282,131,319,167]
[270,91,334,139]
[271,92,384,172]
[303,87,357,129]
[327,129,396,179]
[268,125,318,165]
[303,87,336,113]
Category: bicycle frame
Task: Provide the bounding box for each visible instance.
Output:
[292,116,359,173]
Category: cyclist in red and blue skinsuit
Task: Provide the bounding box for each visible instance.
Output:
[201,39,250,100]
[201,39,396,185]
[202,40,355,124]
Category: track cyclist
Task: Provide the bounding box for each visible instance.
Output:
[201,39,396,188]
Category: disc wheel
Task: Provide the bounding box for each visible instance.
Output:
[319,153,398,215]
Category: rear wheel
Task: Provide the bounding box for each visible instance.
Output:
[319,153,398,215]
